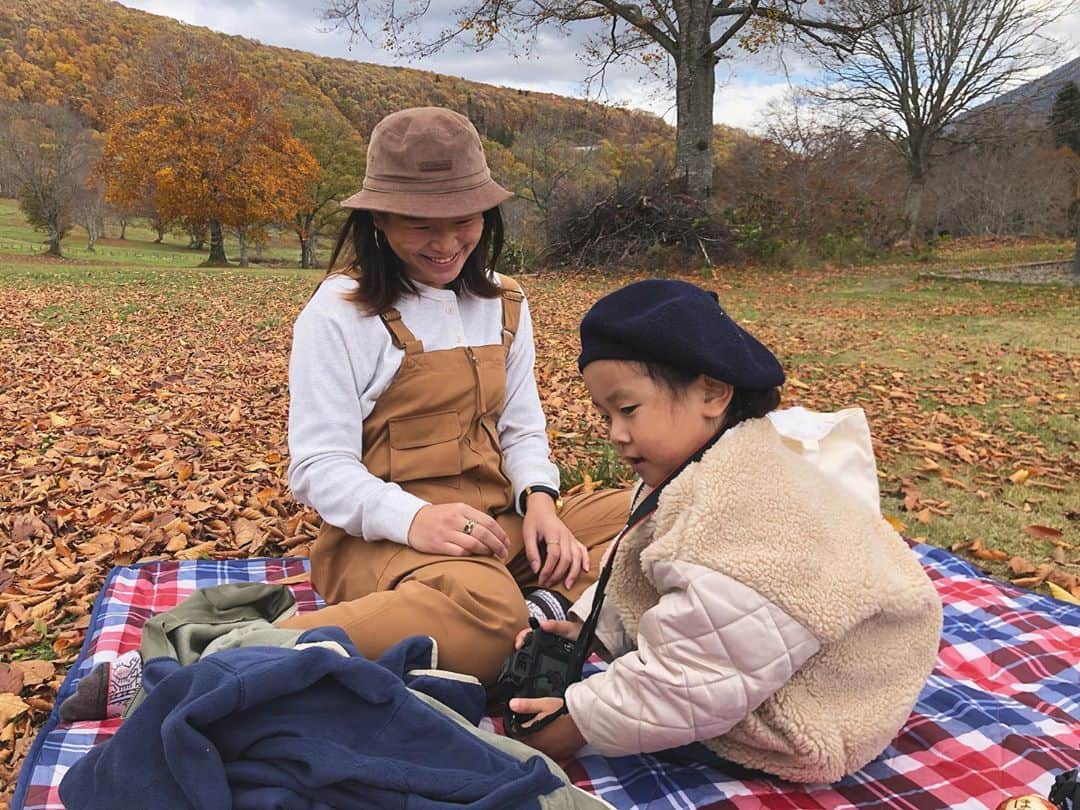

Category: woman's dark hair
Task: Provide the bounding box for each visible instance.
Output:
[326,207,505,314]
[640,361,781,432]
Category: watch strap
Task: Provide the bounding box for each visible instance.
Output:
[519,485,561,513]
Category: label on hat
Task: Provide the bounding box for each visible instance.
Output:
[419,159,453,172]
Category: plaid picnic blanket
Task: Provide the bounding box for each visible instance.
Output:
[12,544,1080,810]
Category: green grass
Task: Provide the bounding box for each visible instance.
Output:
[865,238,1074,269]
[0,197,316,267]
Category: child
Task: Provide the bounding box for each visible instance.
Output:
[509,279,942,783]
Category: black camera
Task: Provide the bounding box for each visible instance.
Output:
[492,616,584,738]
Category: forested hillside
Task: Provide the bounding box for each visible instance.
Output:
[0,0,670,145]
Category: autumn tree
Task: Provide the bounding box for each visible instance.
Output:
[0,102,101,257]
[811,0,1066,244]
[1050,81,1080,275]
[321,0,874,199]
[99,40,318,265]
[284,98,367,268]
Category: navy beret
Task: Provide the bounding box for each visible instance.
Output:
[577,279,785,390]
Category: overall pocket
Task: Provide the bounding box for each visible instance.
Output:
[388,410,463,483]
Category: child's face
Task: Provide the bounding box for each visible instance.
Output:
[583,360,732,488]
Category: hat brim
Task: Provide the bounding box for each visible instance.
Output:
[340,180,514,219]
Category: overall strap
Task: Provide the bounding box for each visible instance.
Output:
[497,274,525,348]
[380,309,424,355]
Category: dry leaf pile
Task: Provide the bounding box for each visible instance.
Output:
[0,271,323,791]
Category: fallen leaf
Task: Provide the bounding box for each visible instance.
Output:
[1047,582,1080,605]
[232,517,261,548]
[1008,469,1030,484]
[969,538,1009,562]
[1023,524,1063,540]
[0,694,29,726]
[175,541,217,560]
[12,660,55,687]
[884,515,907,533]
[0,665,24,695]
[1008,556,1036,576]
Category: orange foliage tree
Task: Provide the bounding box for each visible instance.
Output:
[98,42,317,265]
[283,97,366,268]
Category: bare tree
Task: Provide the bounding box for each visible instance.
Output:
[923,110,1073,239]
[715,93,907,256]
[75,183,110,251]
[0,103,101,257]
[811,0,1068,244]
[511,127,602,214]
[321,0,877,198]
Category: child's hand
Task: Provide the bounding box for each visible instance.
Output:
[514,618,582,650]
[509,697,587,760]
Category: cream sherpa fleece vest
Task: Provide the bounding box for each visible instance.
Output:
[607,418,942,783]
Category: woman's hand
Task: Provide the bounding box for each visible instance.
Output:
[514,618,582,651]
[407,503,509,558]
[508,697,587,760]
[522,495,589,589]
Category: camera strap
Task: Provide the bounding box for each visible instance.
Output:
[571,428,724,675]
[507,429,724,738]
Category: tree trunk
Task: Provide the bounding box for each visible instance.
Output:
[674,12,716,200]
[1073,214,1080,276]
[119,217,128,240]
[297,212,318,268]
[302,231,318,269]
[904,177,926,245]
[47,220,62,257]
[153,216,165,243]
[238,228,248,268]
[206,219,228,265]
[299,234,310,268]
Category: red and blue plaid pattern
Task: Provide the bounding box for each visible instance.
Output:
[13,545,1080,810]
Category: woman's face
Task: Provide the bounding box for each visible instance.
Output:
[373,212,485,288]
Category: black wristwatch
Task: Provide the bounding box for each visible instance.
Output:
[519,485,563,513]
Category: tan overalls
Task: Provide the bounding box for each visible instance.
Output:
[283,277,630,685]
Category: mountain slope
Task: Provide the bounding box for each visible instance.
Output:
[972,55,1080,119]
[0,0,671,144]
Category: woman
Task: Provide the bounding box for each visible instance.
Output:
[281,107,629,684]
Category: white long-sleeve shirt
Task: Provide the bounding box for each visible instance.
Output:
[287,273,559,545]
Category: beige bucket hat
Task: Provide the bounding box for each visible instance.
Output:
[341,107,514,218]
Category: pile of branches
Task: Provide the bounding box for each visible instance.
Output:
[543,180,735,268]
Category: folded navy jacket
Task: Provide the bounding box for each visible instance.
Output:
[58,629,579,809]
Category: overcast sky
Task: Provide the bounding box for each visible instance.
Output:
[117,0,1080,132]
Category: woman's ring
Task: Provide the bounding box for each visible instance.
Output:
[463,519,475,536]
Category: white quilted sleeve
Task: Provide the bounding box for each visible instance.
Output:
[569,583,635,660]
[564,560,820,756]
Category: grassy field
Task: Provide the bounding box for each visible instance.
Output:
[0,199,1077,794]
[0,198,308,267]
